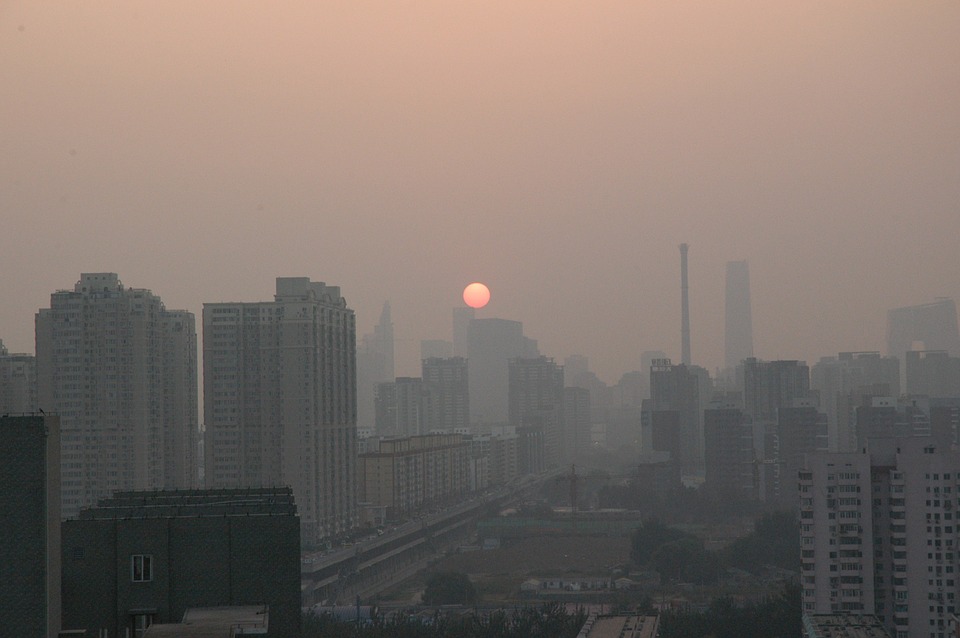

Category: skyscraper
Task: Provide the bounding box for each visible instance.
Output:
[649,358,710,473]
[509,356,564,469]
[887,298,960,360]
[36,273,198,518]
[203,277,357,544]
[904,350,960,398]
[742,358,811,423]
[452,307,475,358]
[703,406,754,502]
[811,351,900,452]
[723,260,753,371]
[422,356,469,433]
[468,317,537,425]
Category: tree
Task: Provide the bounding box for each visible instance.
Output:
[422,571,477,605]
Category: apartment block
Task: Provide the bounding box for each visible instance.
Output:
[36,273,199,518]
[801,439,960,638]
[203,277,357,545]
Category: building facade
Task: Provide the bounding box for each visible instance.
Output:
[422,356,469,433]
[812,352,900,452]
[0,414,61,638]
[0,340,37,414]
[357,433,470,519]
[649,359,708,473]
[801,439,960,638]
[724,260,754,372]
[468,318,537,425]
[36,273,199,518]
[703,407,755,502]
[509,356,564,469]
[887,299,960,362]
[203,277,357,545]
[60,488,300,638]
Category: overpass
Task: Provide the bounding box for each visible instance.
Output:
[301,476,545,605]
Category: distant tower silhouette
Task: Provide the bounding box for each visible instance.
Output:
[724,260,754,370]
[887,298,960,359]
[679,243,691,366]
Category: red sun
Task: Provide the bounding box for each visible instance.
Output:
[463,282,490,309]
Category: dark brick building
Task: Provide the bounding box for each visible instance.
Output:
[61,488,300,638]
[0,414,61,638]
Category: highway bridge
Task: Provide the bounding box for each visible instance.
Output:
[301,476,545,606]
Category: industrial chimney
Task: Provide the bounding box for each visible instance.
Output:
[680,243,691,366]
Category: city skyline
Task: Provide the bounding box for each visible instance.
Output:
[2,2,960,384]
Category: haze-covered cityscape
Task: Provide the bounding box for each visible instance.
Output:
[3,3,960,638]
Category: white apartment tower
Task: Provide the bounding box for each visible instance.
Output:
[801,438,960,638]
[35,273,199,518]
[203,277,357,545]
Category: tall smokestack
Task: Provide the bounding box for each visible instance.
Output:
[680,243,691,366]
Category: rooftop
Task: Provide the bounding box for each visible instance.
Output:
[77,487,297,520]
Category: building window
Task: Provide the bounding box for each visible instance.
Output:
[132,613,154,638]
[131,554,153,582]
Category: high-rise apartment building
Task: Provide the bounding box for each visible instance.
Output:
[855,397,932,451]
[743,358,812,423]
[812,352,900,452]
[394,376,424,436]
[509,356,564,469]
[774,403,827,508]
[0,339,37,414]
[203,277,357,544]
[703,406,755,502]
[422,356,469,433]
[801,438,960,638]
[724,260,754,372]
[35,273,198,518]
[563,386,591,464]
[649,358,709,473]
[0,414,61,638]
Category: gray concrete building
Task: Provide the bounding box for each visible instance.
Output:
[649,358,709,473]
[887,298,960,361]
[60,488,300,638]
[203,277,357,545]
[468,317,537,425]
[35,273,199,518]
[0,339,37,414]
[422,356,469,434]
[724,260,754,372]
[703,407,755,502]
[509,356,564,469]
[811,352,900,452]
[801,439,960,637]
[0,414,61,638]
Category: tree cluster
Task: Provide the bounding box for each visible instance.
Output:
[658,583,801,638]
[422,571,477,605]
[630,511,799,584]
[303,602,587,638]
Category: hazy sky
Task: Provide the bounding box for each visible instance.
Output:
[2,2,959,383]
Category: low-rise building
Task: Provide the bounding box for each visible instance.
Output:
[358,433,471,519]
[60,488,300,638]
